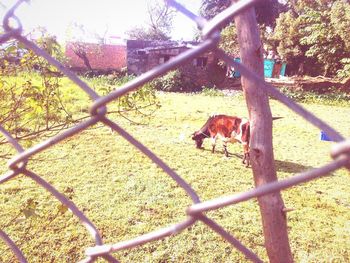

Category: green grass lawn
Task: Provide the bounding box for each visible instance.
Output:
[1,86,349,262]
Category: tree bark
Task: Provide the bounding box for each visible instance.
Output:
[72,44,93,72]
[232,2,293,262]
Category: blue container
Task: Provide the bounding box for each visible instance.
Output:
[233,58,241,77]
[280,62,287,76]
[229,58,286,78]
[320,131,333,141]
[227,58,241,78]
[264,59,275,78]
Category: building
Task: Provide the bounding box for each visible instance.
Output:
[64,39,240,89]
[65,41,126,72]
[126,40,228,88]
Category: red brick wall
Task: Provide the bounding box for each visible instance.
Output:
[65,42,126,71]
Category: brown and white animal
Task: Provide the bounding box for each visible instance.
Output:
[192,114,251,167]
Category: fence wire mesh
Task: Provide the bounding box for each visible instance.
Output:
[0,0,349,262]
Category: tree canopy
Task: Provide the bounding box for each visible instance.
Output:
[200,0,350,78]
[272,0,350,76]
[200,0,286,56]
[126,0,175,40]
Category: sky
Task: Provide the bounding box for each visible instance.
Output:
[0,0,202,43]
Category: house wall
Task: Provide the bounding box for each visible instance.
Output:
[127,40,183,75]
[65,42,126,71]
[179,52,227,88]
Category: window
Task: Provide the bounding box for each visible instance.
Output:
[193,57,208,67]
[137,50,146,55]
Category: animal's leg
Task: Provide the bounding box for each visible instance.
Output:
[242,144,250,167]
[243,152,250,167]
[245,152,250,167]
[223,142,229,157]
[211,137,217,153]
[224,145,229,157]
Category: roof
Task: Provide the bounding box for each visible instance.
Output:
[126,39,199,51]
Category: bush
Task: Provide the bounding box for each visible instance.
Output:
[279,86,350,106]
[150,69,196,92]
[337,58,350,79]
[0,73,73,144]
[83,75,161,124]
[86,74,135,95]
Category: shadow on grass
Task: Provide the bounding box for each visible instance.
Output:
[198,148,243,159]
[274,159,312,174]
[198,148,311,173]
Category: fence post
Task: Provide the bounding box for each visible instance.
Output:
[232,2,293,262]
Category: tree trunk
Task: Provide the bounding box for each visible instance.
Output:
[77,52,93,72]
[232,2,293,262]
[72,46,93,72]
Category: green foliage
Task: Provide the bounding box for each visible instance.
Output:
[200,0,285,68]
[200,0,284,27]
[219,23,239,56]
[271,0,350,77]
[1,26,161,142]
[201,0,350,78]
[200,0,231,20]
[0,28,72,141]
[255,0,288,27]
[299,5,348,76]
[278,86,350,106]
[337,58,350,79]
[0,72,161,145]
[85,74,161,123]
[330,1,350,50]
[270,11,307,75]
[116,83,161,122]
[0,74,73,142]
[150,69,195,92]
[86,74,135,95]
[126,26,170,41]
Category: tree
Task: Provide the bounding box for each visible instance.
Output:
[220,23,239,56]
[200,0,285,27]
[1,28,72,146]
[126,26,170,41]
[126,0,175,40]
[232,1,293,262]
[299,8,342,76]
[70,42,94,72]
[200,0,286,56]
[65,22,105,73]
[333,1,350,78]
[271,11,308,75]
[200,0,231,20]
[272,0,350,77]
[201,0,350,78]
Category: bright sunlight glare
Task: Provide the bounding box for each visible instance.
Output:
[0,0,201,43]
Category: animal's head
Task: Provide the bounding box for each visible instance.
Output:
[233,117,242,130]
[192,131,205,148]
[192,116,212,149]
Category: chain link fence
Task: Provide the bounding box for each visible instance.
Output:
[1,0,349,262]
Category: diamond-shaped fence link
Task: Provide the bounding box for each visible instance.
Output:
[1,0,349,262]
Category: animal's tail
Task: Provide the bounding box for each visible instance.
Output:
[272,117,283,121]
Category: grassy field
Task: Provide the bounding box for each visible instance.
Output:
[0,82,349,262]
